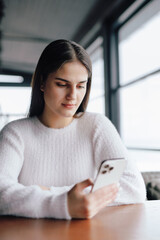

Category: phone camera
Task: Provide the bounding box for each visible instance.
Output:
[104,164,109,168]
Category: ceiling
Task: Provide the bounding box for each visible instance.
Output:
[0,0,130,77]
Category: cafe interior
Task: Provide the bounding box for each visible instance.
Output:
[0,0,160,235]
[0,0,160,200]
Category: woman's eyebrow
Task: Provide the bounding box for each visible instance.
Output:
[55,77,87,83]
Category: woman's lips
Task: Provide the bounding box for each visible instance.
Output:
[62,104,76,109]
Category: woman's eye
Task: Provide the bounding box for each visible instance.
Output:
[56,82,85,89]
[77,85,85,89]
[56,83,66,87]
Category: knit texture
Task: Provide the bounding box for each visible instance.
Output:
[0,112,146,219]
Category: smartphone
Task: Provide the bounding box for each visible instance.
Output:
[91,158,126,192]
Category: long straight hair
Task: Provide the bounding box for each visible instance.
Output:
[28,39,92,117]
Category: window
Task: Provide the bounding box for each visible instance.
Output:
[87,37,105,114]
[118,1,160,171]
[0,87,31,130]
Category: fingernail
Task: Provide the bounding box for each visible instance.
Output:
[89,178,94,184]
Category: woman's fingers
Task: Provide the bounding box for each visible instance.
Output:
[75,178,93,193]
[68,180,119,219]
[94,183,119,204]
[84,184,119,218]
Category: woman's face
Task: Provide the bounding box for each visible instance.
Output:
[41,60,88,124]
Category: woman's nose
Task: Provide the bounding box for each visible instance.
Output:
[66,86,76,100]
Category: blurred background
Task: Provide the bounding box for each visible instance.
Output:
[0,0,160,172]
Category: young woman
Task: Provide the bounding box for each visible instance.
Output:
[0,39,146,220]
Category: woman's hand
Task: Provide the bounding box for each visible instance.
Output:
[67,179,119,219]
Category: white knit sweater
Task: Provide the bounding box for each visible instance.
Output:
[0,112,146,219]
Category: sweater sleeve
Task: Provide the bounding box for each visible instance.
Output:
[0,124,71,219]
[93,114,146,205]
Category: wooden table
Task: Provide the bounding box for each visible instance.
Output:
[0,200,160,240]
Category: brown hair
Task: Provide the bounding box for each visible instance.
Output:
[28,39,92,117]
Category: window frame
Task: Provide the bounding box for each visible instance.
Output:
[104,0,160,154]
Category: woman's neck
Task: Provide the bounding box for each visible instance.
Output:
[38,113,74,129]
